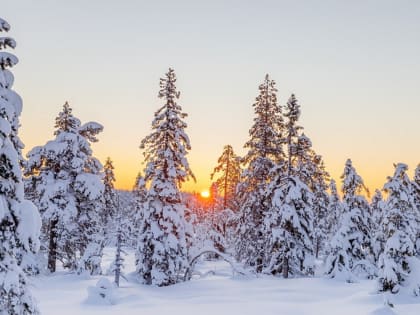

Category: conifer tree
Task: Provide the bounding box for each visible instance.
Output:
[209,182,222,211]
[293,133,330,258]
[103,157,117,231]
[371,189,385,230]
[0,17,40,314]
[235,74,284,272]
[371,189,386,262]
[378,163,420,296]
[413,164,420,211]
[113,219,125,287]
[325,159,374,280]
[75,122,105,275]
[311,166,330,258]
[412,164,420,253]
[131,172,147,247]
[326,179,343,240]
[265,94,314,277]
[136,68,194,286]
[210,144,241,210]
[25,103,104,274]
[110,198,129,287]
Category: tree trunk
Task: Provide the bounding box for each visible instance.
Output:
[315,237,320,259]
[224,150,230,209]
[114,226,122,287]
[282,256,289,279]
[48,218,58,273]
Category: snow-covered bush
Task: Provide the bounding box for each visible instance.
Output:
[86,278,117,305]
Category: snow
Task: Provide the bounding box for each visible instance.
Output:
[0,51,18,67]
[86,277,117,305]
[16,200,42,252]
[30,247,420,315]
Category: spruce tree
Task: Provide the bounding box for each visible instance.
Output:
[235,74,284,272]
[25,103,104,274]
[326,179,343,240]
[378,163,420,296]
[101,157,117,248]
[412,164,420,253]
[110,198,129,287]
[265,94,314,277]
[413,164,420,212]
[371,189,386,262]
[371,189,385,231]
[131,172,147,247]
[103,157,117,230]
[325,159,375,280]
[210,144,241,210]
[0,17,40,314]
[293,133,330,259]
[311,155,330,259]
[137,68,194,286]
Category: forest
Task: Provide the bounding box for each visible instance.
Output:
[1,16,420,315]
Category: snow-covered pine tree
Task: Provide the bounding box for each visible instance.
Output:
[113,221,125,287]
[309,153,330,259]
[130,172,147,247]
[25,103,104,274]
[110,198,129,287]
[413,164,420,212]
[137,68,195,286]
[235,74,284,272]
[378,163,420,296]
[325,159,375,281]
[265,94,314,278]
[210,145,241,210]
[76,121,106,275]
[0,17,41,314]
[103,157,117,235]
[371,189,386,262]
[101,157,118,249]
[371,189,385,228]
[326,179,343,241]
[293,132,330,259]
[412,164,420,254]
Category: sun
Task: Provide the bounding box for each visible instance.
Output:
[200,190,210,198]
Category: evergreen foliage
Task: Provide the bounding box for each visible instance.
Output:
[25,103,104,275]
[136,68,194,286]
[210,145,241,210]
[0,17,40,315]
[235,74,284,272]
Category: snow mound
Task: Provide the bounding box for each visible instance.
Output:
[86,277,117,305]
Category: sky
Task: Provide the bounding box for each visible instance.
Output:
[2,0,420,194]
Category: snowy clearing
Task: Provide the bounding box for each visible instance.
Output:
[30,248,419,315]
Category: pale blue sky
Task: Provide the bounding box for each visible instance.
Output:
[3,0,420,192]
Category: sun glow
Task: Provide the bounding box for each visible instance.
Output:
[200,190,210,198]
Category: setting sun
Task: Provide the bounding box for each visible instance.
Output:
[200,190,210,198]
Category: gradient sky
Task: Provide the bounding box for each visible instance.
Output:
[3,0,420,193]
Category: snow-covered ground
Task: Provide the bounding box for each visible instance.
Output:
[31,248,419,315]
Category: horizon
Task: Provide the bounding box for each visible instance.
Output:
[3,0,419,194]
